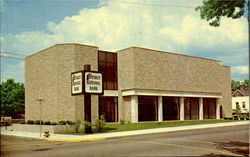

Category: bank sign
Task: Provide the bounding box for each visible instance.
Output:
[71,71,83,95]
[84,72,103,94]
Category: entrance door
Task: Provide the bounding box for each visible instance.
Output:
[163,97,179,120]
[99,96,118,122]
[203,98,216,119]
[138,96,158,122]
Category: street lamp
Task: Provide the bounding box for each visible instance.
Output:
[36,98,43,138]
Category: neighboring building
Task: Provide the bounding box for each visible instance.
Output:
[25,43,232,123]
[232,84,249,114]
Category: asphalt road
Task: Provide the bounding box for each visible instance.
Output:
[1,124,249,157]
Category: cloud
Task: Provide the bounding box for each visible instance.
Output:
[1,0,249,81]
[232,66,249,75]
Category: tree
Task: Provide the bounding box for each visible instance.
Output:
[195,0,247,27]
[243,79,249,87]
[233,103,242,116]
[231,80,240,90]
[0,79,25,117]
[231,79,249,90]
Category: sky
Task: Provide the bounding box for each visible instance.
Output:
[0,0,249,83]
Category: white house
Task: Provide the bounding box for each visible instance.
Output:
[232,84,249,114]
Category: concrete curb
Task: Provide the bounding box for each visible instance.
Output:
[47,137,106,142]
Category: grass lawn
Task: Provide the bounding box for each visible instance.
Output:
[57,119,238,135]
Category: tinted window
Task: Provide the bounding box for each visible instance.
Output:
[98,51,118,90]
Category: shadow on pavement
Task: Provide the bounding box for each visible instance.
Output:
[203,141,249,157]
[203,153,233,157]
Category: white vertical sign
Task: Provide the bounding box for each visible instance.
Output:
[72,72,82,94]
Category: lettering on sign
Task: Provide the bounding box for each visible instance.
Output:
[72,72,82,94]
[85,72,103,94]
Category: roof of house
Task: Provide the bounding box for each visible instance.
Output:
[232,84,249,97]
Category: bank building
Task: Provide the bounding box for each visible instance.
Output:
[25,43,232,123]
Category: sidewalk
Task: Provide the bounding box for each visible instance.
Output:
[1,121,249,142]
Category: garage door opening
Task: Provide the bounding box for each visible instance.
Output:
[138,96,158,122]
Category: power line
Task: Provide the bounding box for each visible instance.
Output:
[0,51,28,57]
[0,56,24,60]
[115,1,194,8]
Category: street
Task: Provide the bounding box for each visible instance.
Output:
[1,124,249,156]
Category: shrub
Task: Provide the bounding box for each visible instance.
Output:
[44,121,51,125]
[120,119,125,124]
[11,119,24,124]
[51,122,57,125]
[83,121,92,133]
[27,120,34,124]
[66,120,73,125]
[58,120,66,125]
[20,120,26,124]
[95,115,106,132]
[34,120,43,125]
[72,120,81,133]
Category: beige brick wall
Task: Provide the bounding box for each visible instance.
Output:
[117,48,135,121]
[25,44,100,122]
[117,47,232,118]
[25,44,76,122]
[74,45,99,122]
[55,45,76,121]
[220,66,232,117]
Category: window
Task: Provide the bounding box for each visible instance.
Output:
[98,51,117,90]
[242,102,246,108]
[236,102,239,106]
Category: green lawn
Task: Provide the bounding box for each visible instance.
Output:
[57,119,238,135]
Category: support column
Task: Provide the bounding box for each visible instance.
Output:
[158,96,163,122]
[131,95,138,123]
[199,97,203,120]
[216,98,221,119]
[180,97,184,120]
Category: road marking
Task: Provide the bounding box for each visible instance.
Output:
[47,137,106,142]
[164,138,215,145]
[128,140,241,156]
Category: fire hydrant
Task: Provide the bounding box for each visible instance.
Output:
[44,130,50,138]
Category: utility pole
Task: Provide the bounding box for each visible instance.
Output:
[36,98,43,138]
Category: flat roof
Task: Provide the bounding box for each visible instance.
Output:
[25,43,230,68]
[117,46,223,64]
[25,43,98,59]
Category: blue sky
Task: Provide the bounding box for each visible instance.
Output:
[1,0,249,83]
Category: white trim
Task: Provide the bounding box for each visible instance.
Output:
[131,96,138,123]
[180,97,184,120]
[216,98,221,119]
[199,98,203,120]
[122,89,222,98]
[158,96,163,122]
[103,90,118,97]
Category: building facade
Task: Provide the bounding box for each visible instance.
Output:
[25,44,232,123]
[232,84,249,114]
